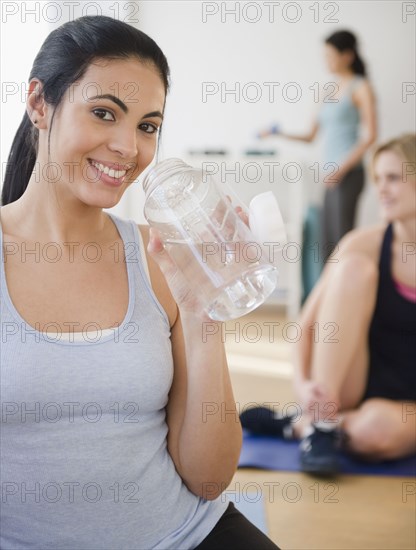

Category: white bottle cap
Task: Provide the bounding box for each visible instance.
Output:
[249,191,287,248]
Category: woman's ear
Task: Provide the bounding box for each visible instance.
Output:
[26,79,48,129]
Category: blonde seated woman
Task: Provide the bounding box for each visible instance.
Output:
[241,134,416,475]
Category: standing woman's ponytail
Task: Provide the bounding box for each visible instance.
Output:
[1,15,170,207]
[325,30,367,77]
[351,51,366,77]
[2,113,38,206]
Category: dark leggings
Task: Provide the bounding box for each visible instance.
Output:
[193,502,280,550]
[322,166,365,260]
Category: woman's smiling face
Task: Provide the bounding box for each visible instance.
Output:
[41,57,166,208]
[374,149,416,223]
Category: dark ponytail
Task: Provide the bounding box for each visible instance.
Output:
[2,113,38,205]
[325,30,366,77]
[1,16,170,206]
[351,53,366,77]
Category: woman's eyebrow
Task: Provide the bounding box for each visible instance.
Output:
[144,110,164,120]
[88,94,163,120]
[89,94,128,113]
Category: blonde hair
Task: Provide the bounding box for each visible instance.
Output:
[371,134,416,182]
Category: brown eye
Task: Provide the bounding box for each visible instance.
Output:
[92,108,115,121]
[139,122,159,134]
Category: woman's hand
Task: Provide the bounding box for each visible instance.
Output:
[235,205,249,226]
[147,201,250,318]
[324,166,347,188]
[297,379,340,422]
[147,228,207,317]
[257,124,280,139]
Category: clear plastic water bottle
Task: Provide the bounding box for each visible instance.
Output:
[142,158,278,321]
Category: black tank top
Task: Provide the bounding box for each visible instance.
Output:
[365,224,416,401]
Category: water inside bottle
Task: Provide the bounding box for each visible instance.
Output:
[164,239,278,320]
[206,267,278,321]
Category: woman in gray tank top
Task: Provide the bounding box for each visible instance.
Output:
[0,15,279,550]
[259,30,377,266]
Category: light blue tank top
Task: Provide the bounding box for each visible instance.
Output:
[319,76,364,167]
[0,211,228,549]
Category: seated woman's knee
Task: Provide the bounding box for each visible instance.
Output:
[345,399,400,459]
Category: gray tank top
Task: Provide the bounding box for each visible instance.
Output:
[0,211,228,549]
[319,76,364,166]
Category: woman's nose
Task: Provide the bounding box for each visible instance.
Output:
[377,179,390,194]
[108,127,138,159]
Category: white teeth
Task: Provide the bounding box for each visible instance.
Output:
[91,161,127,179]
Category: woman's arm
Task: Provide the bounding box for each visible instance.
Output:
[258,120,319,142]
[166,312,242,500]
[141,226,242,500]
[280,119,320,143]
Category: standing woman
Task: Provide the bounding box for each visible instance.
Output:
[0,16,279,550]
[259,30,377,261]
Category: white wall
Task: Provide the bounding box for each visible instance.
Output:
[136,0,415,225]
[1,1,415,225]
[139,0,415,153]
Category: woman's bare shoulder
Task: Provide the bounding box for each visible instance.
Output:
[337,224,387,263]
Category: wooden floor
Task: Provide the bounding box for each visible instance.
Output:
[226,307,416,550]
[232,470,415,549]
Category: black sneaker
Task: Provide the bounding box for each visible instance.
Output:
[300,425,341,476]
[240,407,294,439]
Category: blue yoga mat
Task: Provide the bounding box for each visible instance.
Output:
[239,431,416,476]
